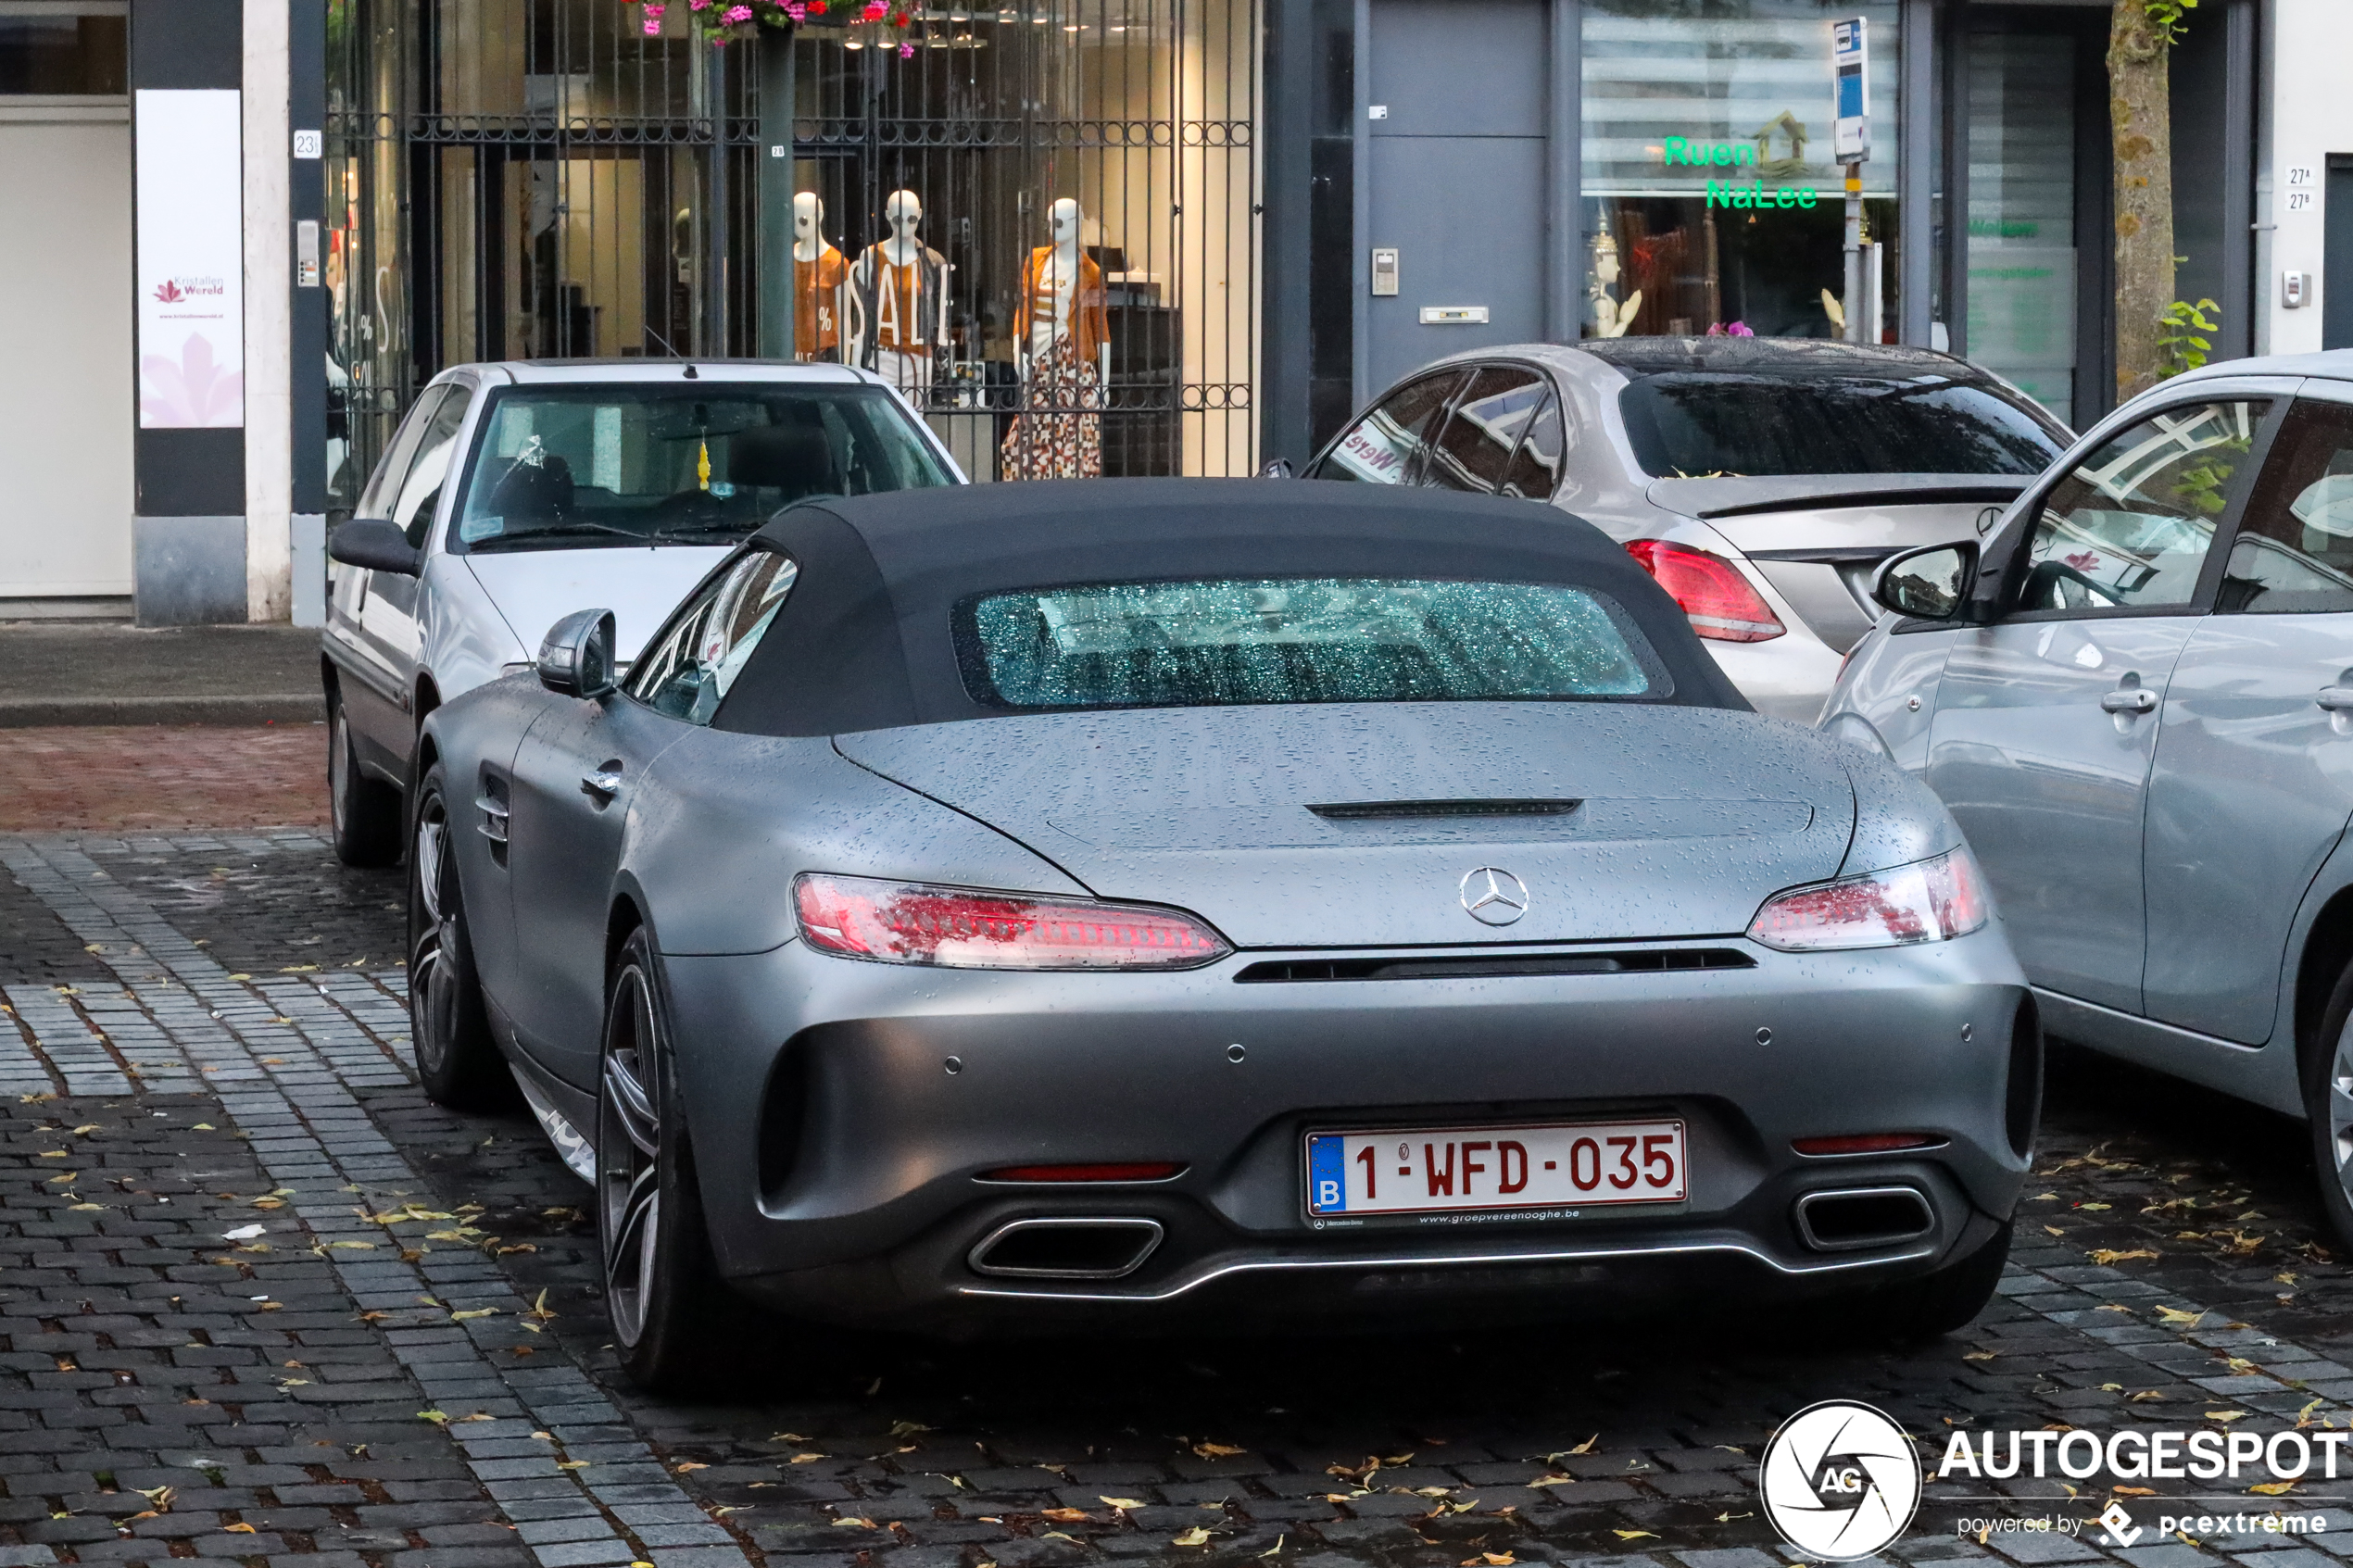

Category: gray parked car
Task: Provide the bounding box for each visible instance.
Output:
[1302,338,2071,721]
[413,478,2036,1389]
[321,358,963,866]
[1824,350,2353,1247]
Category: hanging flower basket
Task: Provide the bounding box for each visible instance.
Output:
[625,0,916,53]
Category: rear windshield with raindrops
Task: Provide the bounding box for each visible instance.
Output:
[956,577,1668,712]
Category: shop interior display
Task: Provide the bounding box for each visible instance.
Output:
[792,192,859,363]
[1589,216,1642,339]
[1001,197,1112,480]
[849,189,950,396]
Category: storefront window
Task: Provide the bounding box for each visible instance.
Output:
[1580,0,1898,341]
[0,8,124,96]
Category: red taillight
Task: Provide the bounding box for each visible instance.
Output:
[1748,847,1990,953]
[1792,1133,1944,1157]
[793,873,1232,971]
[1625,539,1786,642]
[979,1162,1186,1183]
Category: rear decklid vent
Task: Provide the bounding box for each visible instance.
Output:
[1307,798,1581,822]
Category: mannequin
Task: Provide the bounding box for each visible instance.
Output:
[1001,197,1113,480]
[791,193,861,363]
[1589,215,1642,339]
[849,190,950,399]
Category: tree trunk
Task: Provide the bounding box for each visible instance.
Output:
[2110,2,2175,403]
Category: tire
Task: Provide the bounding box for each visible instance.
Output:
[2301,957,2353,1251]
[409,764,510,1109]
[329,687,403,868]
[598,926,758,1393]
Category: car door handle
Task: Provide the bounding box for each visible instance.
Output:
[2319,686,2353,712]
[2099,689,2158,714]
[579,767,623,803]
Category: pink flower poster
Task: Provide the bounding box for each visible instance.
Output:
[135,89,245,429]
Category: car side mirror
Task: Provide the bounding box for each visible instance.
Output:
[328,518,422,576]
[1257,458,1295,479]
[1872,542,1980,621]
[538,608,619,700]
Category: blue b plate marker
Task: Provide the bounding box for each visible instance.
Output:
[1307,1135,1347,1214]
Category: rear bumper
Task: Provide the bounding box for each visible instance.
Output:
[659,928,2032,1331]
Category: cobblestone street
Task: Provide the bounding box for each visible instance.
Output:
[9,817,2353,1568]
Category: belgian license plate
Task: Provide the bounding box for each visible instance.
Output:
[1305,1120,1688,1217]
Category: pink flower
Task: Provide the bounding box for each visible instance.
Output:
[724,5,751,19]
[141,332,244,428]
[688,0,710,11]
[643,15,660,28]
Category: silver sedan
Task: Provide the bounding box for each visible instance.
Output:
[1825,349,2353,1248]
[1301,337,2070,721]
[415,477,2035,1391]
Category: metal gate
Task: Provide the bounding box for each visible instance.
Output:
[324,0,1257,504]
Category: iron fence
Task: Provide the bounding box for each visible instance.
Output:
[324,0,1257,503]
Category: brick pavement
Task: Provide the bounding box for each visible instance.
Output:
[0,733,327,835]
[8,831,2353,1565]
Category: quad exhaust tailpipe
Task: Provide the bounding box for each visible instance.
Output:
[1793,1186,1934,1251]
[967,1218,1165,1279]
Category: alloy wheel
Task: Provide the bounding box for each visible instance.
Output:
[329,708,351,834]
[2331,1016,2353,1205]
[409,798,457,1079]
[598,967,664,1348]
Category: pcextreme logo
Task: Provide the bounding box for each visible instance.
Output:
[1758,1400,1922,1561]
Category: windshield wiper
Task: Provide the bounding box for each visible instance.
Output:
[649,520,759,541]
[470,520,647,547]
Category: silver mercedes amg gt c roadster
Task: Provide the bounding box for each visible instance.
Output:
[410,479,2037,1389]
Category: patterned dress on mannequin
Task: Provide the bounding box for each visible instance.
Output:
[1000,245,1109,480]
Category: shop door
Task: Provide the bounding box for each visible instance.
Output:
[0,114,132,598]
[1364,0,1546,395]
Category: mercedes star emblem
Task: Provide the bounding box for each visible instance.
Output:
[1459,867,1529,926]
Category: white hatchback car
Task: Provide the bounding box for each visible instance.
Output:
[321,358,963,865]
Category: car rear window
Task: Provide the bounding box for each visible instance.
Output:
[956,577,1667,711]
[1618,372,2066,479]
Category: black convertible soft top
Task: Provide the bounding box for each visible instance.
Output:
[712,478,1750,736]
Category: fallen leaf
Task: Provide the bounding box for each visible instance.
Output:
[1963,1351,1997,1362]
[2091,1248,2158,1265]
[2252,1481,2296,1496]
[2113,1486,2157,1497]
[557,1461,589,1471]
[2130,1391,2169,1403]
[69,1203,102,1211]
[70,1124,98,1135]
[1567,1434,1599,1455]
[193,1123,213,1131]
[2045,1224,2065,1236]
[221,1524,257,1534]
[1611,1529,1655,1541]
[1171,1526,1213,1547]
[674,1462,708,1474]
[1192,1441,1245,1458]
[834,1517,877,1530]
[2156,1306,2206,1327]
[450,1308,497,1320]
[1040,1508,1089,1523]
[1101,1497,1147,1510]
[2208,1411,2248,1423]
[417,1411,449,1424]
[889,1419,933,1438]
[788,1452,828,1464]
